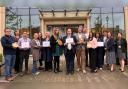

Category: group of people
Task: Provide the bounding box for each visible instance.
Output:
[1,25,127,81]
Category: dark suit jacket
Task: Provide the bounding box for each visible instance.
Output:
[50,35,63,55]
[115,38,127,53]
[107,37,115,52]
[63,35,77,55]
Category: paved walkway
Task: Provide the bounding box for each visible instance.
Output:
[0,57,128,89]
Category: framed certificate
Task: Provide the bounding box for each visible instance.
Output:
[42,41,50,47]
[97,42,104,47]
[66,38,74,43]
[21,42,30,48]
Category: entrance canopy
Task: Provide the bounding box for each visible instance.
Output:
[39,9,91,36]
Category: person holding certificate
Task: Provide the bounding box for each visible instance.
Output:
[75,25,87,74]
[88,32,98,73]
[31,33,41,75]
[18,31,31,76]
[50,27,63,73]
[103,31,108,65]
[63,28,77,75]
[42,32,53,72]
[96,32,104,70]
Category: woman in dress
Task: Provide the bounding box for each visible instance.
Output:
[50,27,63,73]
[105,32,116,72]
[115,32,127,72]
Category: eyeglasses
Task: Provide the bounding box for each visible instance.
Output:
[6,31,11,32]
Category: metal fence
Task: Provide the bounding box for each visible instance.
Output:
[5,7,125,37]
[90,7,124,37]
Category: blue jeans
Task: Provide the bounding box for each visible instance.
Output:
[32,60,38,74]
[4,55,16,77]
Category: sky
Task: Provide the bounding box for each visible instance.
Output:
[0,0,128,30]
[0,0,127,8]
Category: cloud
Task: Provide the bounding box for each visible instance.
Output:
[0,0,126,8]
[1,0,126,29]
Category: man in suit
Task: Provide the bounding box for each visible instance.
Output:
[75,25,87,74]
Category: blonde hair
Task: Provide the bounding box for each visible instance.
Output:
[53,27,59,35]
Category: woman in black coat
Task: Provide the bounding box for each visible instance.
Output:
[105,32,116,72]
[63,28,77,75]
[14,30,20,73]
[38,32,44,70]
[42,32,53,72]
[50,27,63,73]
[96,32,104,70]
[115,32,127,72]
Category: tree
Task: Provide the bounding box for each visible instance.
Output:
[94,16,102,33]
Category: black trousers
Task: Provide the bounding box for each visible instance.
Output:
[53,56,60,71]
[19,50,30,72]
[89,48,97,71]
[45,61,53,71]
[14,48,20,73]
[39,58,43,66]
[65,50,75,73]
[85,47,88,66]
[39,49,44,67]
[97,47,104,68]
[88,48,91,67]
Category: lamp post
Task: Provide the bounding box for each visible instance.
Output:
[19,16,22,30]
[29,7,32,38]
[106,16,109,31]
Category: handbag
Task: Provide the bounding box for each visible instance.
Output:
[57,39,63,46]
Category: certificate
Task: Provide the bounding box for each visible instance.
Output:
[87,42,92,48]
[97,42,104,47]
[21,42,30,48]
[42,41,50,47]
[66,38,74,43]
[12,42,18,48]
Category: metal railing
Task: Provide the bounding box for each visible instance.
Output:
[5,7,125,37]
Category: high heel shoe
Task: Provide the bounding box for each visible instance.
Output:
[110,69,114,72]
[121,69,124,72]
